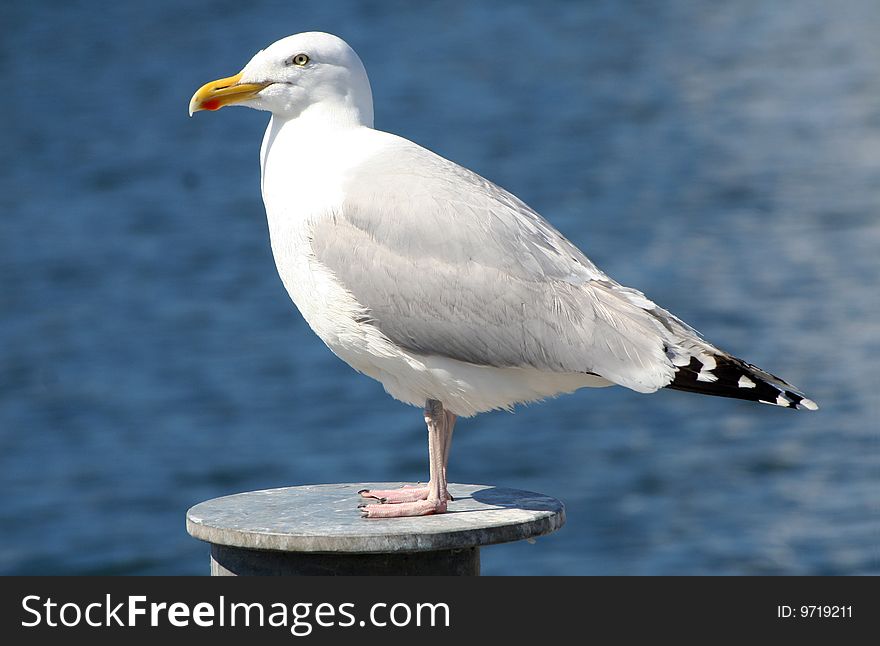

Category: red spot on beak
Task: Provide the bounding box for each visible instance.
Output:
[202,99,221,111]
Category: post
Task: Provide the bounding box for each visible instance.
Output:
[186,483,565,575]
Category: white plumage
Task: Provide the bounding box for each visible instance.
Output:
[190,32,816,517]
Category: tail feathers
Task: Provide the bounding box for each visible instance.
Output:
[666,354,818,411]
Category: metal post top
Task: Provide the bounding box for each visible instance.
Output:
[187,483,565,554]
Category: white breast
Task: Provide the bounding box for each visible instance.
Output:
[259,117,611,416]
[260,117,395,365]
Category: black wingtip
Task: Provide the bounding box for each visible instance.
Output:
[666,354,817,411]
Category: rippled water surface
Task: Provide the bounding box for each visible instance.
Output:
[1,1,878,574]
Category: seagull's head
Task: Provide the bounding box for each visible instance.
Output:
[189,32,373,126]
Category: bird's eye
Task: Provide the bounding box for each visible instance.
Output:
[287,53,310,67]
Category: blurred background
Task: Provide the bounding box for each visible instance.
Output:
[1,0,877,575]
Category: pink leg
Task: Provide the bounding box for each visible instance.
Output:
[358,485,431,504]
[360,400,456,518]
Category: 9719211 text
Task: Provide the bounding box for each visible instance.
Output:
[777,605,852,619]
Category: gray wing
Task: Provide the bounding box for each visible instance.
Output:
[310,142,708,393]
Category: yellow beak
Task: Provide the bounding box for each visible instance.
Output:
[188,72,270,116]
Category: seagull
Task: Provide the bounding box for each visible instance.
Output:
[189,32,817,518]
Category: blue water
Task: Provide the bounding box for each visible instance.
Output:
[1,1,878,575]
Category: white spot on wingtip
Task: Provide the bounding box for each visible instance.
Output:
[737,375,756,388]
[776,394,792,407]
[799,398,819,411]
[693,354,719,382]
